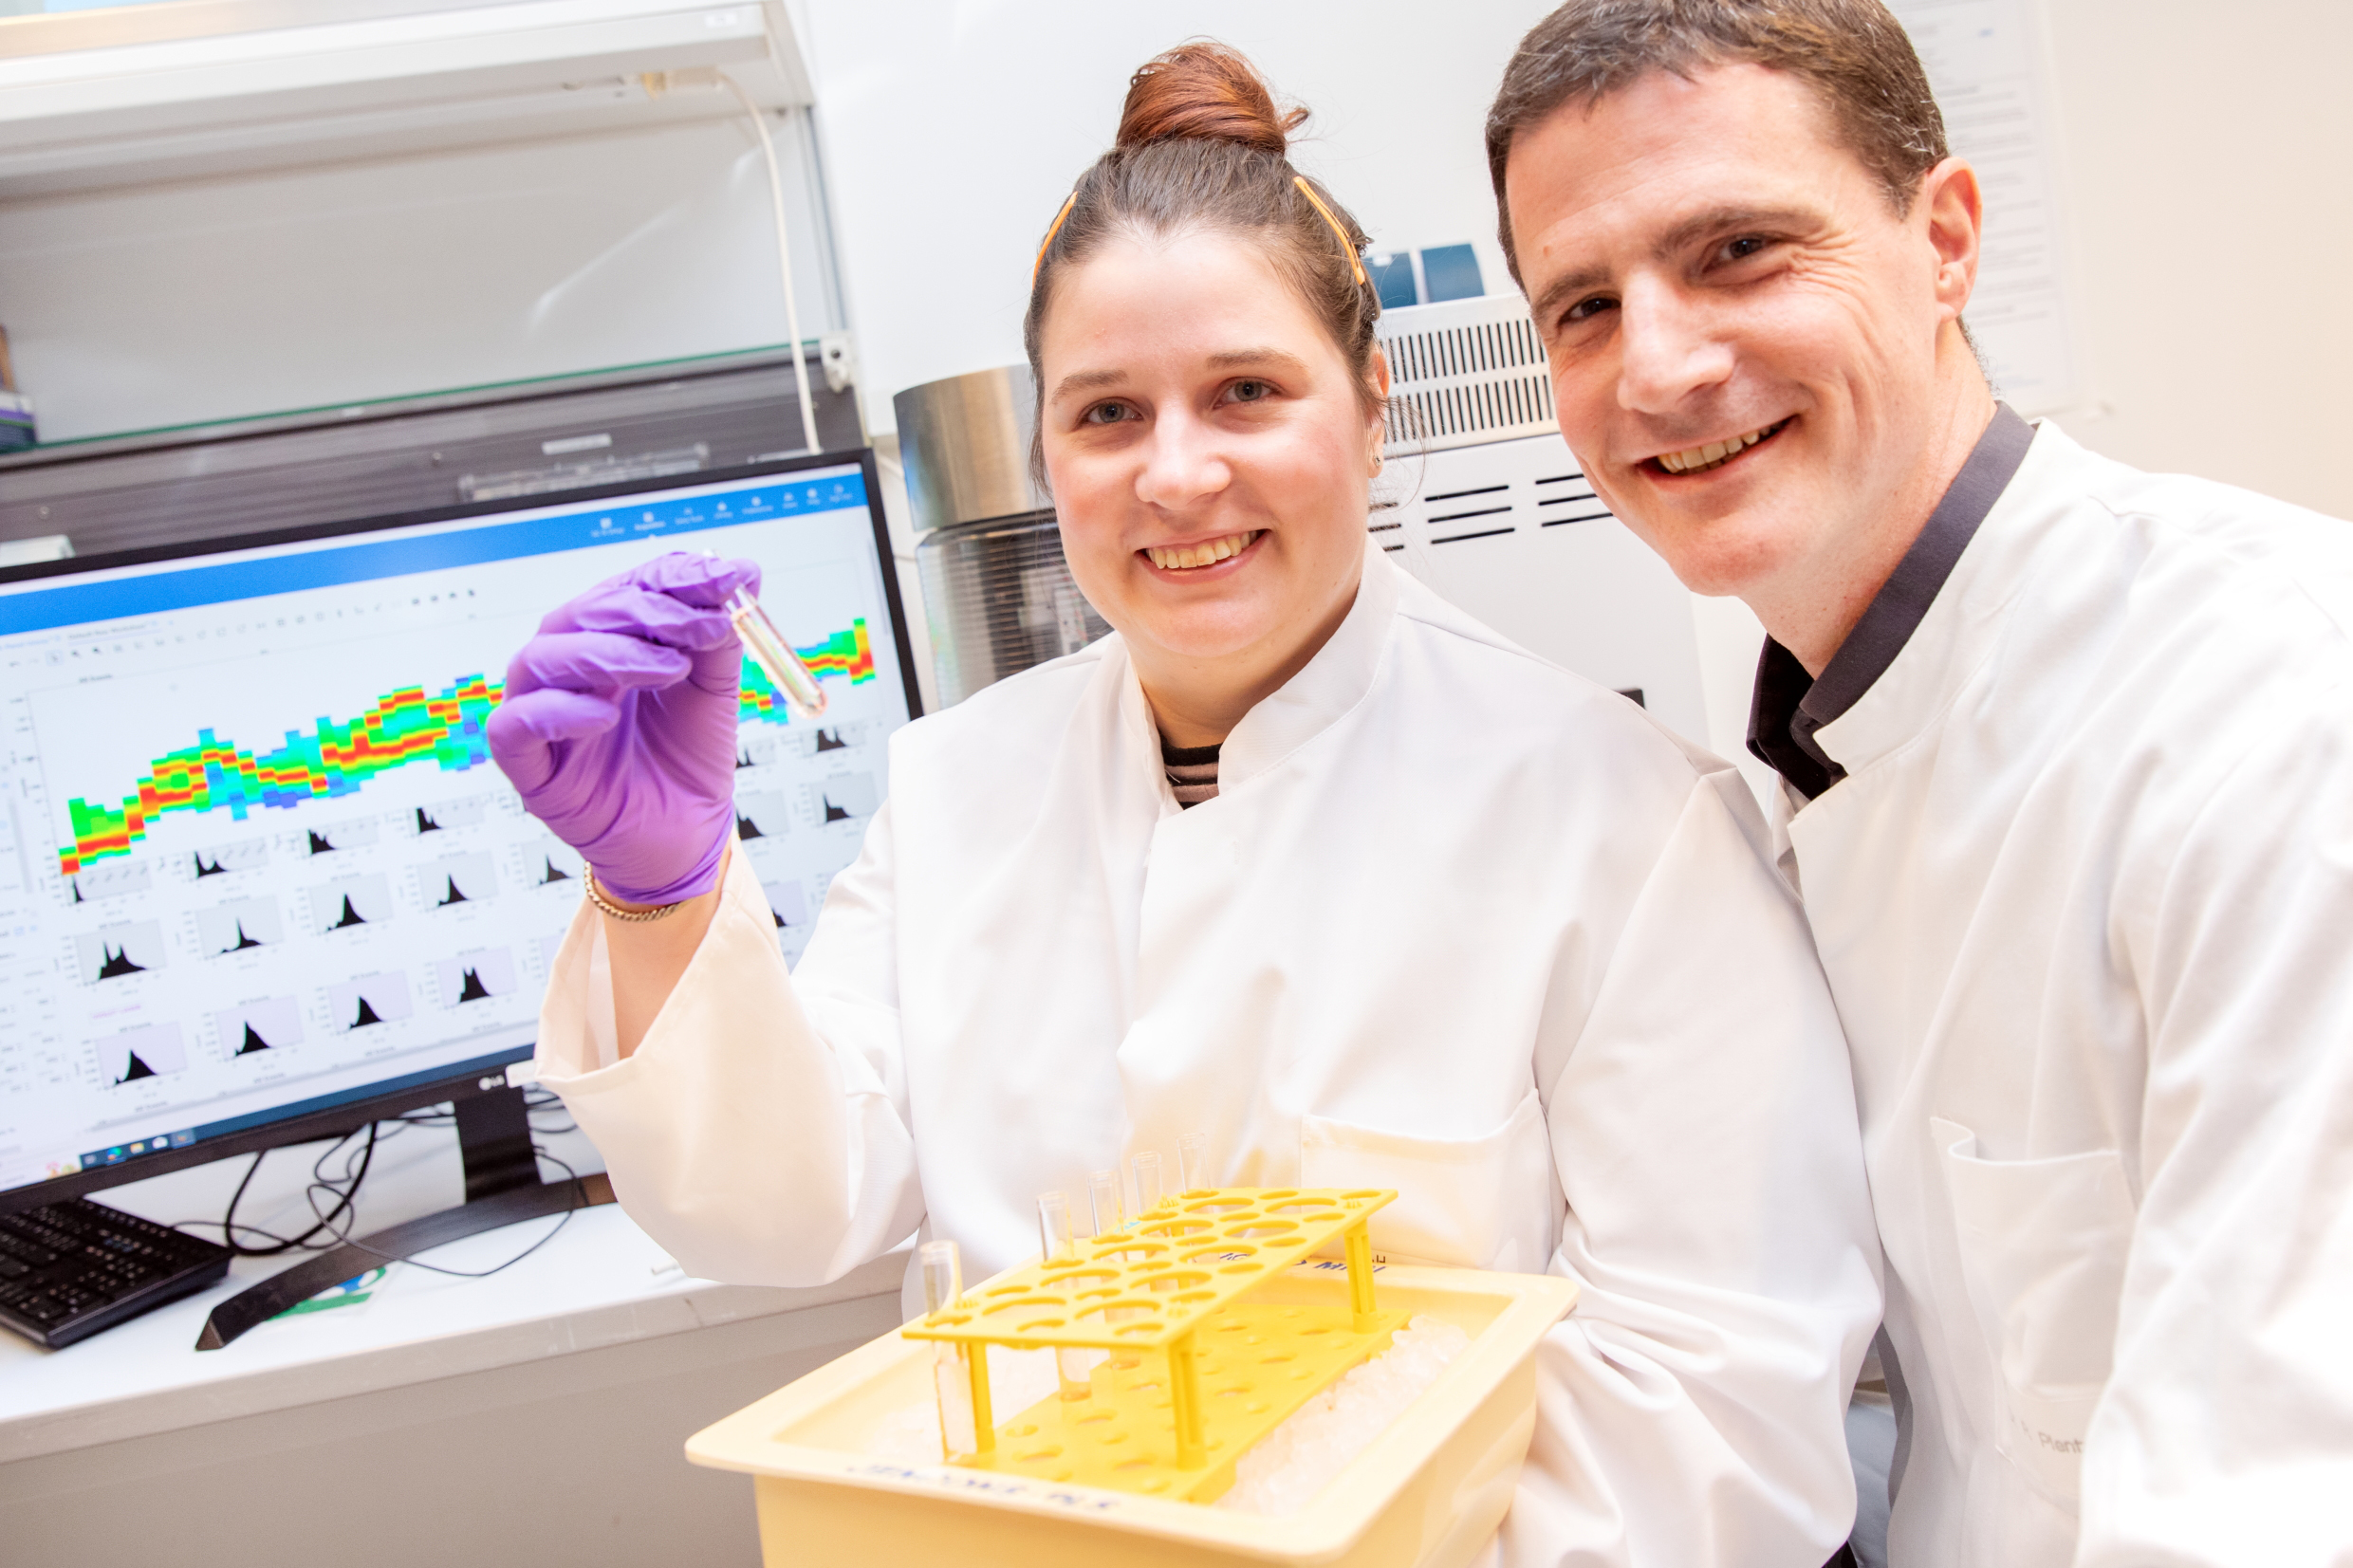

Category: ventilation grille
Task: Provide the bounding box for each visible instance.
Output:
[1377,296,1558,456]
[1370,464,1611,557]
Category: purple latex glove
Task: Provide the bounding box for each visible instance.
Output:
[487,552,759,904]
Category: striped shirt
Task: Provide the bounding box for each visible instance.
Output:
[1161,738,1220,807]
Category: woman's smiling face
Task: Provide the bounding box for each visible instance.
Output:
[1038,228,1385,714]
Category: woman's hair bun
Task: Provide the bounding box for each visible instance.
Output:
[1117,40,1307,157]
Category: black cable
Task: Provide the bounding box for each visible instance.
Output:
[172,1091,588,1275]
[296,1144,587,1282]
[173,1122,388,1255]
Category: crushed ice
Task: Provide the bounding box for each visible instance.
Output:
[1215,1315,1470,1516]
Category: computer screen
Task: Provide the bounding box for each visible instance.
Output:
[0,453,921,1211]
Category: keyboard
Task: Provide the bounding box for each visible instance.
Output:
[0,1198,233,1350]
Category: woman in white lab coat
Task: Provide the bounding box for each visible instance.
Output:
[493,44,1881,1567]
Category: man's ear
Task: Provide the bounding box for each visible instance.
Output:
[1918,157,1985,324]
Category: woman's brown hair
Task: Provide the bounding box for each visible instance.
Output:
[1022,42,1386,482]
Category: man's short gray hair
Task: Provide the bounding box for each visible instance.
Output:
[1485,0,1948,283]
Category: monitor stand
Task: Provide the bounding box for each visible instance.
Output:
[195,1086,613,1351]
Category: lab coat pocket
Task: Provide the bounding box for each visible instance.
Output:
[1299,1090,1556,1272]
[1932,1116,2136,1512]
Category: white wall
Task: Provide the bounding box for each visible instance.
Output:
[2040,0,2351,523]
[790,0,1543,436]
[0,106,843,442]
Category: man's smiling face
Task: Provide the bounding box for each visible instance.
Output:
[1506,63,1973,624]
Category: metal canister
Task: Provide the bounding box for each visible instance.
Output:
[894,367,1110,707]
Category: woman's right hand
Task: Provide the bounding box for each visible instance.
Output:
[487,552,759,905]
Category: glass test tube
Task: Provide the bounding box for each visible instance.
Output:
[725,582,829,719]
[1086,1169,1124,1237]
[919,1240,977,1458]
[1178,1131,1212,1194]
[1038,1192,1096,1401]
[1131,1151,1163,1214]
[1038,1191,1076,1262]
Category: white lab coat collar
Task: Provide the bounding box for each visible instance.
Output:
[1810,420,2088,780]
[1101,538,1400,802]
[1224,540,1397,790]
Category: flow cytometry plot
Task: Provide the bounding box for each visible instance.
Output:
[310,874,395,933]
[410,797,490,835]
[808,773,878,825]
[422,852,498,909]
[75,921,168,984]
[69,860,154,903]
[528,839,583,887]
[434,948,517,1006]
[196,896,284,955]
[215,996,305,1056]
[734,732,777,770]
[791,723,862,759]
[305,819,382,856]
[760,880,809,931]
[734,791,793,842]
[193,837,269,879]
[104,1023,187,1083]
[328,971,414,1031]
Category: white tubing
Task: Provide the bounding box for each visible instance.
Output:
[726,76,823,456]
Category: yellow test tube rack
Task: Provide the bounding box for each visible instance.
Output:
[899,1186,1402,1503]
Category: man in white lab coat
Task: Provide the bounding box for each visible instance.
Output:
[1487,2,2353,1564]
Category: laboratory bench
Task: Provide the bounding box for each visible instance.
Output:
[0,1116,905,1567]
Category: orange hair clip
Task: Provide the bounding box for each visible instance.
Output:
[1292,175,1369,289]
[1031,191,1078,286]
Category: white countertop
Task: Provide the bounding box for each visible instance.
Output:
[0,1112,907,1464]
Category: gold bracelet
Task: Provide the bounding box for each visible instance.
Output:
[583,865,683,923]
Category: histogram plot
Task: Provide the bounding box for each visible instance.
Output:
[734,791,793,842]
[420,852,498,908]
[524,838,583,888]
[215,996,304,1055]
[761,879,809,930]
[793,722,865,759]
[305,819,383,857]
[192,837,269,879]
[409,796,490,835]
[434,948,517,1005]
[327,971,413,1030]
[103,1023,187,1083]
[808,773,878,825]
[309,873,395,933]
[74,921,169,984]
[195,896,283,955]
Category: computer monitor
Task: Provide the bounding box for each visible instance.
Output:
[0,452,922,1218]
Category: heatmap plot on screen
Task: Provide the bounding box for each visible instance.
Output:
[0,463,917,1196]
